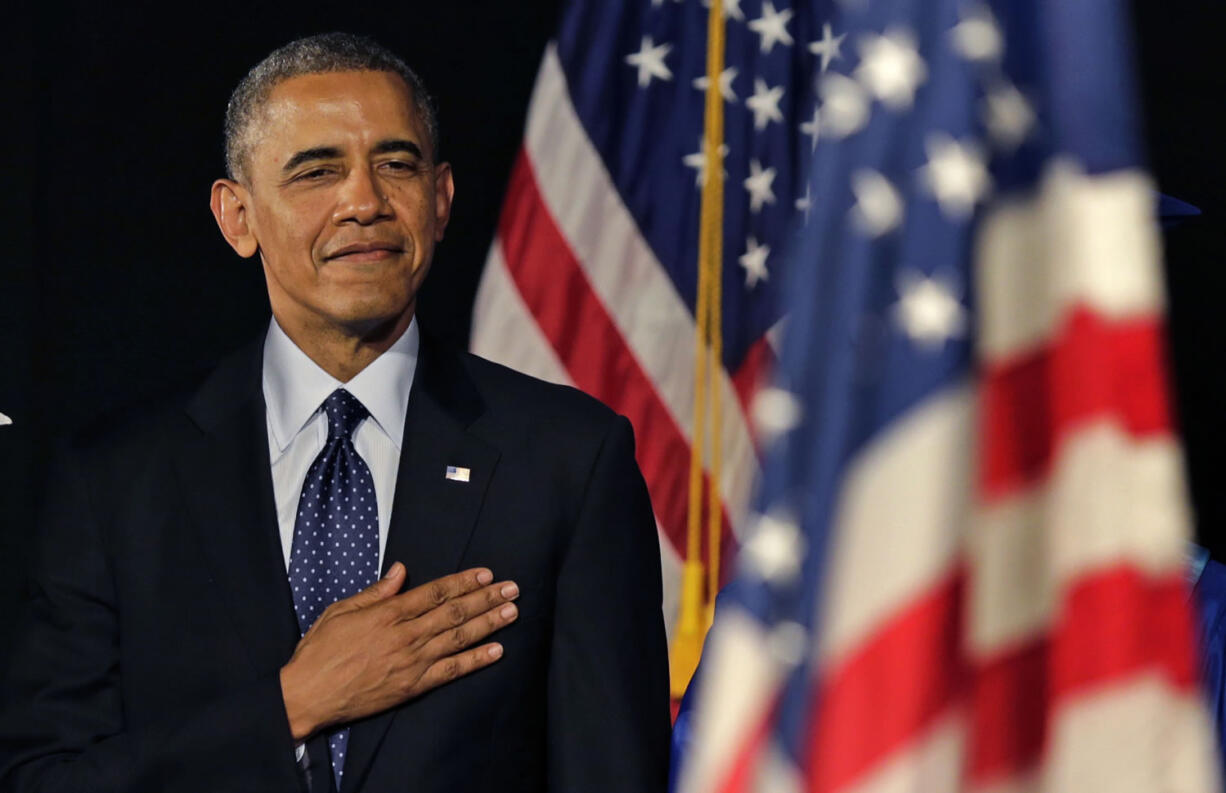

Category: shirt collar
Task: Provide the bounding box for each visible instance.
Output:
[262,317,419,459]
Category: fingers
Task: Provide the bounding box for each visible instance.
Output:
[412,643,506,696]
[419,590,519,657]
[391,566,498,621]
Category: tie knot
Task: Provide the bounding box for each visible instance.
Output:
[322,389,369,442]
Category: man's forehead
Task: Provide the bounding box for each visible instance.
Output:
[255,70,427,153]
[268,69,414,104]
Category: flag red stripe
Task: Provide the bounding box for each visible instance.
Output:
[808,570,966,793]
[968,566,1196,782]
[497,148,737,572]
[804,561,1196,792]
[980,307,1173,501]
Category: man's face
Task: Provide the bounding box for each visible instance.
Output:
[230,70,453,341]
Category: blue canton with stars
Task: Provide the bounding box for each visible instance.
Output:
[555,0,843,372]
[288,388,380,789]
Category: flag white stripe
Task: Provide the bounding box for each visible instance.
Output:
[818,385,974,666]
[472,242,573,386]
[968,773,1039,793]
[677,610,789,793]
[521,45,760,533]
[840,714,966,793]
[968,424,1189,654]
[659,525,683,642]
[976,163,1164,360]
[1039,675,1218,793]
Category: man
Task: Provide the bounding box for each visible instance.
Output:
[0,33,671,792]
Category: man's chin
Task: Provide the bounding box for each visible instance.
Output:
[332,305,416,344]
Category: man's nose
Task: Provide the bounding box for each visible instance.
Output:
[333,168,391,225]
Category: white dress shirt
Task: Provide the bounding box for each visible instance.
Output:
[262,317,419,574]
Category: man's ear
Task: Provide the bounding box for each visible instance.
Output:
[210,178,259,258]
[433,163,455,243]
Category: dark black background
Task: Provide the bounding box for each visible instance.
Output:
[2,1,1224,651]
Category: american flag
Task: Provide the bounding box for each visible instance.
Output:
[674,0,1223,791]
[471,0,830,675]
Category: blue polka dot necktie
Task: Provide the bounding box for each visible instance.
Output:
[287,388,380,791]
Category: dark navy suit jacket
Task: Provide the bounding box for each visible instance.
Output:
[0,330,671,792]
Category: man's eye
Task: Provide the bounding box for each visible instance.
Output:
[295,168,334,181]
[381,160,420,173]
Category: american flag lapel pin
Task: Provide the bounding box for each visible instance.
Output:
[445,465,471,483]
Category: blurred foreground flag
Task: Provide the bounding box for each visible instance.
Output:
[677,0,1222,791]
[472,0,839,693]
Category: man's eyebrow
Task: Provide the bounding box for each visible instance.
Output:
[372,139,425,160]
[281,146,343,173]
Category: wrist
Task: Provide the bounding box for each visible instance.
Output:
[279,662,324,741]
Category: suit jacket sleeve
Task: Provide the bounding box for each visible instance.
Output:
[546,415,671,792]
[0,451,304,793]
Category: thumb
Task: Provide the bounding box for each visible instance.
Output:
[371,561,406,598]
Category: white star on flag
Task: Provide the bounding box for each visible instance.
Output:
[701,0,745,21]
[808,22,845,73]
[983,81,1036,150]
[0,412,11,427]
[739,236,771,287]
[749,2,794,53]
[800,105,821,152]
[817,73,869,139]
[746,78,785,130]
[850,169,903,237]
[950,3,1003,62]
[683,136,730,187]
[741,509,806,584]
[743,159,778,213]
[855,28,928,110]
[920,132,991,219]
[752,386,803,444]
[893,269,967,349]
[692,66,739,103]
[625,36,673,87]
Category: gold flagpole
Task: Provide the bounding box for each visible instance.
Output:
[670,0,726,699]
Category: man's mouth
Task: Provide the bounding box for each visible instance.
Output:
[325,242,404,262]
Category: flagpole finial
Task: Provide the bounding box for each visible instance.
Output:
[669,559,711,697]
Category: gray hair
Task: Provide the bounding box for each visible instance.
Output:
[223,32,439,183]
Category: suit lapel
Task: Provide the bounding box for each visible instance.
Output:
[381,356,500,589]
[342,334,500,793]
[176,340,300,677]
